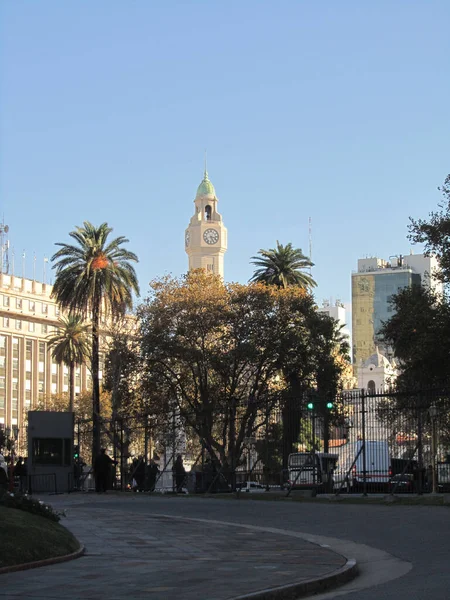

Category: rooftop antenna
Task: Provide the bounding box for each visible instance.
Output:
[308,217,312,275]
[204,149,208,178]
[0,220,10,274]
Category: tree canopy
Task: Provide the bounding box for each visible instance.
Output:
[51,221,139,461]
[47,315,90,412]
[250,241,316,290]
[379,285,450,390]
[409,173,450,285]
[138,270,346,470]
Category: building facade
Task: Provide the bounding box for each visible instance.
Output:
[351,253,440,367]
[185,169,227,278]
[0,273,95,434]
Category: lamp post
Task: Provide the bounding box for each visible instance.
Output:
[5,425,19,492]
[429,404,439,495]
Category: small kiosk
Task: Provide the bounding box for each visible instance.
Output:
[27,411,74,494]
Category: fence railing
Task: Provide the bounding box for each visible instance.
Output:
[70,388,450,495]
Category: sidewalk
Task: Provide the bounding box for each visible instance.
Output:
[0,495,355,600]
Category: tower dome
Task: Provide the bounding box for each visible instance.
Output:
[196,170,216,199]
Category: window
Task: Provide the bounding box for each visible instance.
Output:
[367,380,376,393]
[29,300,35,311]
[0,336,5,349]
[32,438,71,466]
[15,320,22,330]
[55,307,60,316]
[42,303,48,314]
[41,324,48,334]
[205,205,212,221]
[3,296,9,307]
[16,298,22,309]
[3,317,9,328]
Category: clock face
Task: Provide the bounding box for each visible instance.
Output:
[185,230,190,247]
[203,228,219,245]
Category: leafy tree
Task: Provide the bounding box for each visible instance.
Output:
[32,390,113,463]
[103,319,142,419]
[51,221,139,462]
[409,174,450,285]
[250,241,316,290]
[138,270,341,480]
[379,285,450,391]
[47,315,90,412]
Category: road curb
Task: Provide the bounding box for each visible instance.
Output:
[230,559,358,600]
[0,544,85,575]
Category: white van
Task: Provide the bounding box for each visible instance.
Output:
[333,441,390,492]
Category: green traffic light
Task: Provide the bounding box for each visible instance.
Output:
[307,402,314,410]
[326,402,333,409]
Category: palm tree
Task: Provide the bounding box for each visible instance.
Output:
[250,241,316,289]
[51,222,139,462]
[47,315,91,413]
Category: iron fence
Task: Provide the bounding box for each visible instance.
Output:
[72,388,450,495]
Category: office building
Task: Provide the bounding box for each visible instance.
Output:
[352,253,440,367]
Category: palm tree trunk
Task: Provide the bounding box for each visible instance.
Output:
[91,296,101,464]
[69,361,75,413]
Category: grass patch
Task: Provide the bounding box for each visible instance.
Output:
[0,506,80,568]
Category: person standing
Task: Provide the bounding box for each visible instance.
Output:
[147,459,159,492]
[174,455,186,493]
[94,448,116,493]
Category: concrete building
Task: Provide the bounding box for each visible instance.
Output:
[318,299,350,340]
[185,169,227,278]
[0,273,95,437]
[352,253,441,368]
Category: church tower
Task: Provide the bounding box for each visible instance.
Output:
[185,168,227,278]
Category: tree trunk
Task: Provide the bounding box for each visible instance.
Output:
[91,296,101,465]
[69,361,75,413]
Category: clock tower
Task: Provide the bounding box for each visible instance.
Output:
[185,168,227,278]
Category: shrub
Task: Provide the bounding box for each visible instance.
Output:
[0,490,63,522]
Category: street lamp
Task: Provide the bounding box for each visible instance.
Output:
[429,404,439,494]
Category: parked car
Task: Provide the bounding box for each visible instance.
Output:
[0,454,8,486]
[389,473,414,493]
[236,481,266,493]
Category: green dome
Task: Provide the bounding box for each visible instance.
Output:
[196,170,216,198]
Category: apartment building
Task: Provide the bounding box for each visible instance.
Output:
[0,273,95,433]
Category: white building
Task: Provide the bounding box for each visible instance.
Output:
[357,348,397,392]
[318,299,351,341]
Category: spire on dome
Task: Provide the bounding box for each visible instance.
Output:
[195,160,216,198]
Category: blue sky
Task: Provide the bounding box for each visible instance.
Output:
[1,1,449,315]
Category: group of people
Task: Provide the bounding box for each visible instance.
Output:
[93,450,188,494]
[129,457,160,492]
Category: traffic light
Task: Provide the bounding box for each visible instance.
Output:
[307,402,314,411]
[326,401,334,410]
[73,445,80,460]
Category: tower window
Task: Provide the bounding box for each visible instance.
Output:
[205,205,212,221]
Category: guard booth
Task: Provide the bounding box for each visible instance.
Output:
[27,411,74,494]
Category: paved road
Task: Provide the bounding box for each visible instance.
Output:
[0,495,351,600]
[3,494,449,599]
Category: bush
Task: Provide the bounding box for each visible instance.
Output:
[0,489,63,522]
